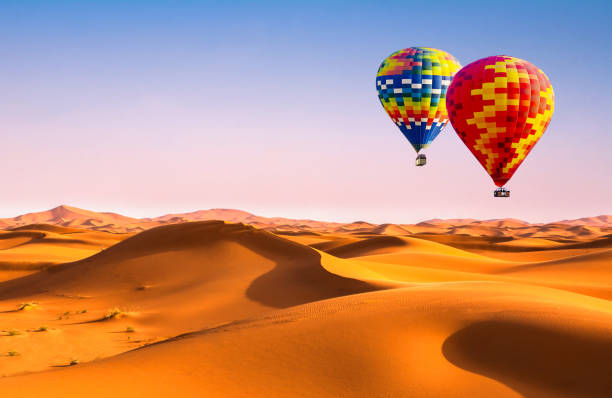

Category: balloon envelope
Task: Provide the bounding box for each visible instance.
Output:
[376,47,462,153]
[446,55,554,187]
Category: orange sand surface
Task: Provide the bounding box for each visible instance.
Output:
[0,210,611,397]
[0,224,130,282]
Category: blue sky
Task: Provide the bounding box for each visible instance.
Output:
[0,1,610,223]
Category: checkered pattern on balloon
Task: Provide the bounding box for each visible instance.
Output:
[376,47,462,152]
[445,56,554,187]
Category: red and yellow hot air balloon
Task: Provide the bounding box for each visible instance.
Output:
[446,56,554,197]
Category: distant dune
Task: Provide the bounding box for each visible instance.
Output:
[0,205,610,239]
[557,215,612,227]
[1,211,611,397]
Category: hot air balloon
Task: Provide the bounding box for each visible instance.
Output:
[376,47,462,166]
[446,55,554,197]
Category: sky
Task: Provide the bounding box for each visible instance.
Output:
[0,0,610,224]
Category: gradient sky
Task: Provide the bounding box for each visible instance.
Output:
[1,0,610,223]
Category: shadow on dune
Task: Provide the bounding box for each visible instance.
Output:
[270,230,321,237]
[0,261,54,271]
[442,320,612,398]
[323,235,407,258]
[495,249,612,275]
[237,227,383,308]
[558,235,612,250]
[0,231,46,240]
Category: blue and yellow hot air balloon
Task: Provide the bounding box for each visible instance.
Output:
[376,47,461,166]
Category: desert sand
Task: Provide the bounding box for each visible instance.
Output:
[0,207,611,397]
[0,224,130,282]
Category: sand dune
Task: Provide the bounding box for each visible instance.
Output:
[1,205,137,228]
[2,205,610,238]
[3,283,612,397]
[318,234,612,300]
[0,221,380,376]
[372,223,412,235]
[0,221,379,305]
[1,217,611,397]
[0,225,128,282]
[325,235,486,260]
[558,215,612,227]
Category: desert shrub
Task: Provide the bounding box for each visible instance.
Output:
[103,308,124,320]
[18,302,37,311]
